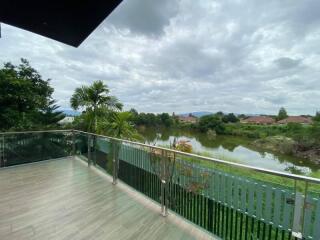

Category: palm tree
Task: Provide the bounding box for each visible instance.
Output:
[70,81,122,132]
[98,112,142,140]
[39,100,65,127]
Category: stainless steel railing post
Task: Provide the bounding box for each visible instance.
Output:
[160,149,168,217]
[72,130,76,156]
[87,134,92,166]
[92,135,96,166]
[112,140,119,185]
[0,135,4,167]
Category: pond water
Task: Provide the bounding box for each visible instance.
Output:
[139,127,319,176]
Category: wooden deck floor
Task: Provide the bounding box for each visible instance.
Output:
[0,157,213,240]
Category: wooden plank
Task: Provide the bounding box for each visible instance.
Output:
[0,158,210,240]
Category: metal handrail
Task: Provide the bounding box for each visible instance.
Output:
[75,130,320,184]
[1,129,320,184]
[0,129,72,135]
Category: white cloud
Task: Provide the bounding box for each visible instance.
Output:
[0,0,320,115]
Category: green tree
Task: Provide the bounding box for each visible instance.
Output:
[98,112,142,140]
[238,114,247,119]
[129,108,138,118]
[132,111,176,127]
[70,80,122,132]
[313,111,320,122]
[198,114,225,134]
[159,113,173,127]
[222,113,239,123]
[216,111,224,118]
[36,100,65,127]
[0,59,60,130]
[277,107,288,121]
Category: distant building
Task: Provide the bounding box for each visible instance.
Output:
[178,114,198,124]
[58,116,74,125]
[242,116,275,125]
[278,116,313,124]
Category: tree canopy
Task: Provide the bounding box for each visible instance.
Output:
[70,80,122,132]
[222,113,239,123]
[313,111,320,122]
[128,109,175,128]
[98,112,142,140]
[198,114,225,134]
[0,59,64,130]
[277,107,288,121]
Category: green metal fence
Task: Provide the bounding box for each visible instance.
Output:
[1,129,320,240]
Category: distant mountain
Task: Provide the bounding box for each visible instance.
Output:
[179,111,213,117]
[59,109,81,116]
[179,112,263,118]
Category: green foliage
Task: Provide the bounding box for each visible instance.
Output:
[225,123,288,138]
[97,112,142,141]
[70,80,122,132]
[224,121,320,160]
[0,59,63,130]
[72,111,96,132]
[70,81,122,111]
[132,111,238,131]
[159,113,174,127]
[313,111,320,122]
[222,113,239,123]
[253,136,296,155]
[277,107,288,121]
[37,100,65,126]
[130,110,175,128]
[198,114,225,134]
[129,108,138,119]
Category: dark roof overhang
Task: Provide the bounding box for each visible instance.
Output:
[0,0,122,47]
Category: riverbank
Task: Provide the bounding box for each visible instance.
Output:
[138,127,320,175]
[252,135,320,165]
[221,122,320,165]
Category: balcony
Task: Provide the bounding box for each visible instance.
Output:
[0,157,211,240]
[1,130,320,240]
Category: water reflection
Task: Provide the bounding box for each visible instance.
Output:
[139,127,319,175]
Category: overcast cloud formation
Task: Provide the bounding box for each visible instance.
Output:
[0,0,320,115]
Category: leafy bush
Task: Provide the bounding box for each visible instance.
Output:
[197,114,225,134]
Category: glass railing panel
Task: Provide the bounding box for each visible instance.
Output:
[166,151,301,240]
[93,136,113,174]
[117,142,162,203]
[105,137,320,240]
[301,181,320,239]
[3,133,36,165]
[38,131,72,160]
[74,132,89,161]
[4,130,318,240]
[1,131,72,167]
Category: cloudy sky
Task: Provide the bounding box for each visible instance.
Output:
[1,0,320,115]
